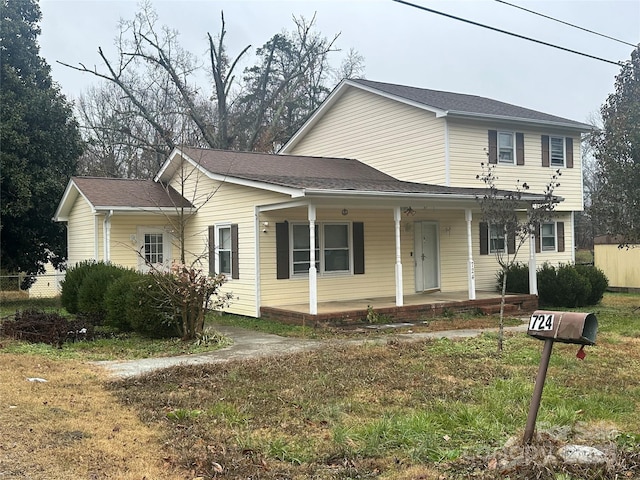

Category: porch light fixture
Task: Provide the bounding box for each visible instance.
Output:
[341,208,349,216]
[403,207,416,216]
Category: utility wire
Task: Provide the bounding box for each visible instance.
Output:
[495,0,637,48]
[392,0,624,66]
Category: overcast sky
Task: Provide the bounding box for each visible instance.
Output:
[38,0,639,125]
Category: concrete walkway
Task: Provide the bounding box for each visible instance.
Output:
[94,323,529,378]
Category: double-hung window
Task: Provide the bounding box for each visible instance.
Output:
[217,225,232,276]
[498,132,515,164]
[489,224,506,253]
[541,223,556,251]
[549,136,565,167]
[292,224,320,274]
[291,222,351,275]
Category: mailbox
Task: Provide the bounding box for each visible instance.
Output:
[527,310,598,346]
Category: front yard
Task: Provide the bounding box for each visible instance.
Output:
[0,293,638,478]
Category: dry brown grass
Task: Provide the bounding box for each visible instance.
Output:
[0,354,187,479]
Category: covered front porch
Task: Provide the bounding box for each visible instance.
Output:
[260,290,538,326]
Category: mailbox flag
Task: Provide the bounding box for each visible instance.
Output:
[576,345,586,360]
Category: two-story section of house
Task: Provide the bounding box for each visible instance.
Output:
[280,79,591,290]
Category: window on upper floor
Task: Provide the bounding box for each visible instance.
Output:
[498,132,515,164]
[549,136,565,167]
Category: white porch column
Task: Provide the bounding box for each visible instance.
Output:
[394,207,404,307]
[528,232,538,295]
[308,204,318,315]
[465,209,476,300]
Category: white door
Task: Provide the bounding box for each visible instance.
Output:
[137,227,173,272]
[414,221,439,291]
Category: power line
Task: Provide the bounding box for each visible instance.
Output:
[495,0,637,48]
[392,0,624,66]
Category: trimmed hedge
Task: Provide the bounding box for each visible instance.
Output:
[496,262,609,308]
[125,275,179,338]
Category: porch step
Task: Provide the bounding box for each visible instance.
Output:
[479,303,520,315]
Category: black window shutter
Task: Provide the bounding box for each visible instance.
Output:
[535,224,541,253]
[557,222,565,252]
[208,226,215,274]
[488,130,498,164]
[353,222,365,275]
[541,135,550,167]
[479,222,489,255]
[276,222,289,279]
[507,232,516,254]
[231,224,239,279]
[565,138,574,168]
[516,132,525,165]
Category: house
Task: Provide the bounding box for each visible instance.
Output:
[54,79,591,322]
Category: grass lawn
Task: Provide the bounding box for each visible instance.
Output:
[1,293,639,478]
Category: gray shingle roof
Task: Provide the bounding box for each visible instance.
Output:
[72,177,193,209]
[180,147,545,200]
[351,79,591,129]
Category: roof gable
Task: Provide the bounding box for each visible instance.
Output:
[54,177,193,221]
[281,78,592,153]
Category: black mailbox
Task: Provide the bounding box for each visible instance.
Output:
[527,310,598,346]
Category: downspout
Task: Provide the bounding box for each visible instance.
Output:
[528,231,538,295]
[103,210,113,263]
[93,214,99,261]
[570,212,576,263]
[444,118,451,186]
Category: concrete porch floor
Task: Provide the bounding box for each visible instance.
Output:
[260,291,538,326]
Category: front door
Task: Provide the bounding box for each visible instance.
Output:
[414,221,439,291]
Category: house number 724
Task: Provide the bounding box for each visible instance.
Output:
[528,313,554,331]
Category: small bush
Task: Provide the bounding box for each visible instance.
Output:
[1,309,94,346]
[496,263,529,294]
[126,274,179,339]
[537,263,594,308]
[104,271,142,332]
[575,264,609,305]
[77,263,130,324]
[60,260,96,314]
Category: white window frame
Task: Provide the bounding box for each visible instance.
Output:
[136,226,172,273]
[498,131,515,165]
[291,222,352,276]
[489,224,506,254]
[549,136,565,167]
[215,224,233,277]
[541,222,557,252]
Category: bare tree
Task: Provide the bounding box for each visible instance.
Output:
[477,163,562,352]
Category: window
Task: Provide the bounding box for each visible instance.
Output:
[217,226,232,275]
[209,224,239,279]
[292,223,319,274]
[498,132,515,164]
[541,223,556,251]
[291,222,350,275]
[144,233,164,264]
[489,224,505,253]
[550,136,565,166]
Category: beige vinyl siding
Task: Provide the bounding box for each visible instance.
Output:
[107,213,179,270]
[174,163,290,317]
[447,119,583,211]
[66,196,96,267]
[472,211,575,290]
[595,244,640,289]
[288,88,446,184]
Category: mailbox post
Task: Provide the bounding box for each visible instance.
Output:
[523,311,598,444]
